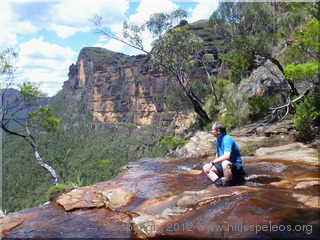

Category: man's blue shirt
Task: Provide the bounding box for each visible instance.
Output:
[215,132,242,165]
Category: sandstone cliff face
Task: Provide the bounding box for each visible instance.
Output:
[62,18,295,130]
[64,47,192,127]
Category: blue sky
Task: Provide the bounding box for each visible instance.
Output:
[2,0,219,96]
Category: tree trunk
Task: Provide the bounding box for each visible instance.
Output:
[33,143,59,185]
[264,53,299,96]
[187,89,211,123]
[1,124,59,185]
[174,71,211,123]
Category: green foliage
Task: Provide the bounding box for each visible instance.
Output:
[164,81,213,114]
[286,18,319,62]
[210,2,280,49]
[151,27,203,73]
[284,19,319,85]
[1,48,18,93]
[283,18,319,138]
[203,77,231,120]
[284,60,319,81]
[2,88,175,213]
[122,9,187,51]
[299,19,319,53]
[47,184,72,201]
[283,2,319,21]
[248,96,270,122]
[221,114,238,131]
[214,83,251,129]
[209,2,311,83]
[19,81,47,105]
[203,97,219,121]
[123,21,145,49]
[291,92,320,141]
[29,105,60,132]
[220,50,254,82]
[249,92,290,123]
[163,85,193,112]
[240,146,254,157]
[0,48,18,76]
[159,136,187,151]
[145,9,187,37]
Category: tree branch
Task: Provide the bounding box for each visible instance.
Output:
[2,115,59,185]
[89,16,151,56]
[261,87,313,124]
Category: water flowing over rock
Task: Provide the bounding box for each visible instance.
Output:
[2,133,319,239]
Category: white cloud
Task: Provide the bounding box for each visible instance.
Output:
[94,0,180,55]
[188,0,219,23]
[47,0,129,38]
[0,1,18,48]
[17,37,77,96]
[130,0,179,24]
[1,0,220,97]
[50,24,79,39]
[1,0,129,44]
[1,0,129,95]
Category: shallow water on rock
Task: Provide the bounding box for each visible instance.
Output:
[2,156,319,239]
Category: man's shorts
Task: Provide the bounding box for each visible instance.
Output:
[213,162,245,184]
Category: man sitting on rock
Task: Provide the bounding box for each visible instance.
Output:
[203,121,245,187]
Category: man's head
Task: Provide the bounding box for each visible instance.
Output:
[211,121,226,137]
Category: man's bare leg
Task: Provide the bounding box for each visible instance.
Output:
[222,161,233,186]
[203,163,223,187]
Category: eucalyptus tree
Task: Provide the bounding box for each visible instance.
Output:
[151,26,211,122]
[209,2,300,94]
[91,9,211,123]
[209,1,319,123]
[1,49,60,185]
[282,18,319,133]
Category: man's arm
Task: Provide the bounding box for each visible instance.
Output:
[207,152,219,160]
[210,152,231,165]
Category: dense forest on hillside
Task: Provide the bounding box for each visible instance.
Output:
[2,2,319,213]
[2,88,175,212]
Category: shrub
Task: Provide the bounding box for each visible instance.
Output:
[47,184,73,201]
[159,136,187,151]
[221,114,238,130]
[221,86,251,128]
[291,92,320,141]
[248,96,270,121]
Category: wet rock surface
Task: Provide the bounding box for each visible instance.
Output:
[2,141,319,239]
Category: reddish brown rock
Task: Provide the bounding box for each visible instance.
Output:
[101,188,136,209]
[294,180,320,189]
[56,187,105,211]
[2,154,319,239]
[292,193,319,208]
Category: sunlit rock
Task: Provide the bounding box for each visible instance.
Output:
[2,138,319,239]
[294,180,320,189]
[255,142,319,166]
[56,187,105,211]
[101,188,136,209]
[292,193,319,208]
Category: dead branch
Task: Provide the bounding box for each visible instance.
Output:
[261,87,313,125]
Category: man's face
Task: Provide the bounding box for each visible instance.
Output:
[211,125,220,138]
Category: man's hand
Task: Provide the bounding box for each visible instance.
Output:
[203,163,213,174]
[212,152,231,165]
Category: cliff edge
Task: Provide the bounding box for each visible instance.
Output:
[2,123,319,239]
